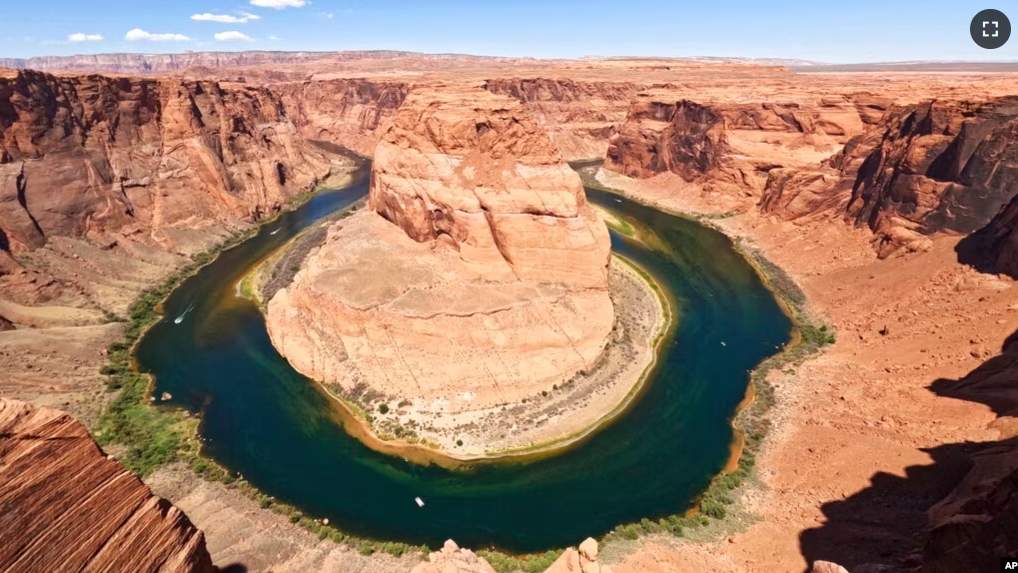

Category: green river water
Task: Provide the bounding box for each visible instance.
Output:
[136,160,792,553]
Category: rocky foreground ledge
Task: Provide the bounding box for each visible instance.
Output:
[0,398,214,573]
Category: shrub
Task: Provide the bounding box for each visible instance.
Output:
[700,499,726,519]
[378,403,389,415]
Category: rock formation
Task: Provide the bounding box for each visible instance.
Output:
[921,437,1018,573]
[411,539,496,573]
[603,90,877,203]
[762,97,1018,257]
[544,537,614,573]
[267,85,613,421]
[958,184,1018,279]
[606,98,728,182]
[810,562,850,573]
[0,68,340,255]
[274,78,410,156]
[483,78,637,160]
[0,398,215,573]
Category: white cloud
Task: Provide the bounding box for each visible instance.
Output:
[268,35,279,40]
[214,31,254,42]
[191,12,261,23]
[68,33,103,42]
[250,0,306,9]
[125,28,191,42]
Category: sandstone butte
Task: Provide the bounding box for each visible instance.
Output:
[266,84,615,422]
[0,398,214,573]
[5,55,1018,572]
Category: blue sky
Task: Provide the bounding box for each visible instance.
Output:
[1,0,1015,62]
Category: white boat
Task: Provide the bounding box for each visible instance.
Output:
[720,341,726,347]
[174,303,195,324]
[269,228,281,235]
[415,497,425,508]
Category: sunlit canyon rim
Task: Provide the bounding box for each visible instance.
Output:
[4,53,1018,572]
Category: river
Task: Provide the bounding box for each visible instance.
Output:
[136,160,792,553]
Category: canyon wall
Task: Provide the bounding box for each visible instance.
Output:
[603,90,886,205]
[272,78,410,156]
[274,76,637,161]
[0,398,215,573]
[369,84,612,287]
[962,193,1018,278]
[483,78,638,160]
[0,68,340,255]
[762,97,1018,257]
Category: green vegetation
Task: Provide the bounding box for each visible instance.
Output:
[378,403,390,415]
[92,228,257,478]
[478,549,564,573]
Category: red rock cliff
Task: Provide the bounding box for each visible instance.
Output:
[0,398,215,573]
[483,78,638,160]
[273,78,409,156]
[603,90,880,203]
[0,68,337,254]
[763,97,1018,257]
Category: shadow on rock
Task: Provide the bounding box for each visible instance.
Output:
[798,442,975,572]
[218,564,249,573]
[799,327,1018,572]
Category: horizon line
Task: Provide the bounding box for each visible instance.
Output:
[2,50,1018,67]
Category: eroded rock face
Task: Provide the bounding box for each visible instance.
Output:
[603,91,868,203]
[922,437,1018,573]
[602,96,724,181]
[763,97,1018,257]
[0,398,215,573]
[845,99,1018,234]
[369,85,611,288]
[267,85,613,416]
[605,98,727,182]
[411,539,496,573]
[958,183,1018,279]
[0,68,337,254]
[483,78,638,160]
[274,78,410,156]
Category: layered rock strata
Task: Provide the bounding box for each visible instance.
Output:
[603,90,879,205]
[267,85,614,435]
[0,398,215,573]
[273,78,410,156]
[0,68,340,255]
[762,97,1018,257]
[483,78,638,160]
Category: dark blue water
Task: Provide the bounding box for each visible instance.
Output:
[136,164,792,553]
